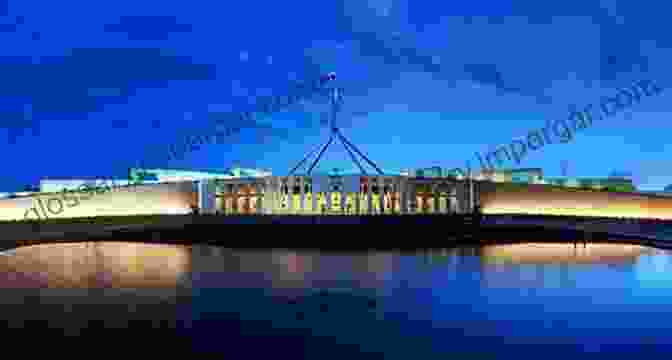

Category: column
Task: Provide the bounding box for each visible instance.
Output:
[287,177,294,213]
[255,183,263,214]
[393,180,400,214]
[268,180,275,215]
[355,186,361,215]
[221,183,228,215]
[232,183,239,214]
[273,178,281,214]
[340,182,346,213]
[474,180,480,211]
[311,178,318,213]
[367,178,373,215]
[400,180,407,214]
[378,178,385,215]
[264,179,272,214]
[458,181,467,214]
[242,184,250,214]
[380,182,387,215]
[260,181,268,214]
[410,182,417,214]
[326,186,332,214]
[298,177,305,213]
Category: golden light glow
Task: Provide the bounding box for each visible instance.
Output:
[481,184,672,220]
[0,242,191,289]
[482,243,654,265]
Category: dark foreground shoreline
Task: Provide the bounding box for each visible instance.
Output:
[1,214,671,252]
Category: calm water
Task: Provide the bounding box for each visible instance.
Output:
[2,242,672,357]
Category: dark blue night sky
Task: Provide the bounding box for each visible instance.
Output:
[1,0,670,192]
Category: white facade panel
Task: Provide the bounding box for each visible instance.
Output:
[344,175,360,193]
[313,176,329,193]
[198,180,216,214]
[39,179,157,193]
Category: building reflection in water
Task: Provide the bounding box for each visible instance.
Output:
[481,243,655,265]
[477,242,669,290]
[2,241,672,352]
[0,242,193,333]
[2,242,667,293]
[0,242,191,290]
[190,247,400,298]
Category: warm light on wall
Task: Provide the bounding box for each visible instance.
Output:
[481,184,672,220]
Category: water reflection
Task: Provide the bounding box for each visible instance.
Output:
[0,242,191,289]
[481,242,655,265]
[0,242,193,339]
[2,241,672,355]
[191,246,400,298]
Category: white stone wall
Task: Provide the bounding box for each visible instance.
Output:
[0,182,196,222]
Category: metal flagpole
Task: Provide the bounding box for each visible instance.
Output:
[286,72,385,176]
[337,130,384,176]
[289,139,330,176]
[338,133,368,175]
[307,137,334,175]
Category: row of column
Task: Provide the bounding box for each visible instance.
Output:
[215,181,266,215]
[208,177,475,215]
[266,176,400,214]
[402,181,465,214]
[266,177,469,215]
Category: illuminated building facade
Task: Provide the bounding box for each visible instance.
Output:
[411,167,545,184]
[208,175,473,215]
[38,167,272,194]
[545,177,636,192]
